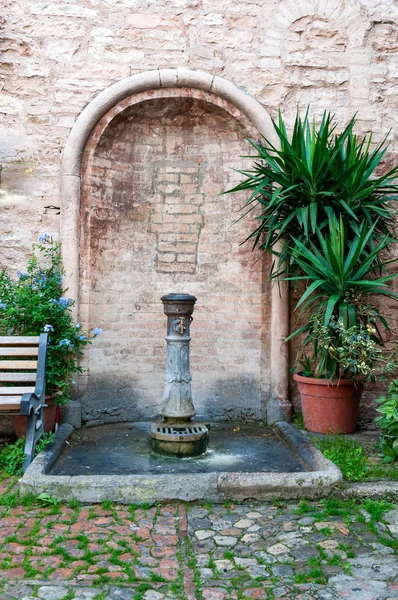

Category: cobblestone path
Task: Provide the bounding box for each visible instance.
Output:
[0,479,397,599]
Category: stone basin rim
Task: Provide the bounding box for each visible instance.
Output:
[19,421,343,503]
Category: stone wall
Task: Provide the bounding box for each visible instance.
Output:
[1,0,398,424]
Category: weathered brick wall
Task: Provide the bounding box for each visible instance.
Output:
[79,93,270,422]
[1,0,398,423]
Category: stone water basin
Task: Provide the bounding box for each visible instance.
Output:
[20,421,342,504]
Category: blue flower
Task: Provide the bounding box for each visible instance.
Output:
[57,297,72,308]
[0,302,6,309]
[79,335,86,341]
[93,328,103,336]
[58,339,71,347]
[38,233,51,243]
[43,324,54,332]
[17,271,27,278]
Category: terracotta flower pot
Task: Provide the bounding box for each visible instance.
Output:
[11,396,57,438]
[293,373,363,434]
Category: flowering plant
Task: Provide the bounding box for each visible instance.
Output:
[0,235,102,405]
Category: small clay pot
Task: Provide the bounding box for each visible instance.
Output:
[294,373,363,434]
[11,396,57,438]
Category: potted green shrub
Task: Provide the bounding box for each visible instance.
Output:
[228,108,398,432]
[288,217,398,432]
[0,234,102,434]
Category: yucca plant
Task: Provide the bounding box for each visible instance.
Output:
[287,217,398,379]
[228,109,398,278]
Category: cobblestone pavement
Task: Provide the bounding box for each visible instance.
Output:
[0,478,397,599]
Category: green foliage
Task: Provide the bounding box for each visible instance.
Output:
[36,492,61,508]
[313,436,369,481]
[0,438,25,477]
[286,217,398,379]
[315,437,398,480]
[294,500,313,514]
[0,235,102,405]
[292,411,305,430]
[375,379,398,462]
[362,498,393,521]
[227,109,398,279]
[0,433,55,476]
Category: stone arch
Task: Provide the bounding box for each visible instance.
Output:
[61,68,289,424]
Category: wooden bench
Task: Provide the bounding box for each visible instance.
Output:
[0,334,49,471]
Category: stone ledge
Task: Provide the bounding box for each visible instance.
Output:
[337,481,398,501]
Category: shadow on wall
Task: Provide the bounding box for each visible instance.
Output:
[80,375,265,426]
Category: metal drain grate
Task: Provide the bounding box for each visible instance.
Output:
[151,421,209,444]
[156,426,206,436]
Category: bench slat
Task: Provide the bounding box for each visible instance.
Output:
[0,373,37,382]
[0,361,38,370]
[0,337,40,346]
[0,387,35,395]
[0,396,22,411]
[0,348,39,357]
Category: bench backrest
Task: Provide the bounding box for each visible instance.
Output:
[0,334,49,412]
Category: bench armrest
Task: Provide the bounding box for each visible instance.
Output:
[20,392,42,416]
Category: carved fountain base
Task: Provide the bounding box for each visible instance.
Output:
[151,419,209,457]
[150,293,209,458]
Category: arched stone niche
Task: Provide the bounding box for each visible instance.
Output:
[61,69,290,425]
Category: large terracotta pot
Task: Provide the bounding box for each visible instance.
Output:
[293,373,363,434]
[11,396,57,438]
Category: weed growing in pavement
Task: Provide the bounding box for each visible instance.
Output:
[76,534,89,549]
[319,497,357,517]
[272,499,285,508]
[0,491,21,509]
[22,557,39,578]
[362,498,393,521]
[132,583,152,600]
[377,535,398,551]
[150,572,167,583]
[91,593,107,600]
[294,567,326,585]
[37,493,61,509]
[294,500,315,514]
[292,411,305,430]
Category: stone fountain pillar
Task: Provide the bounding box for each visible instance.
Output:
[151,293,209,456]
